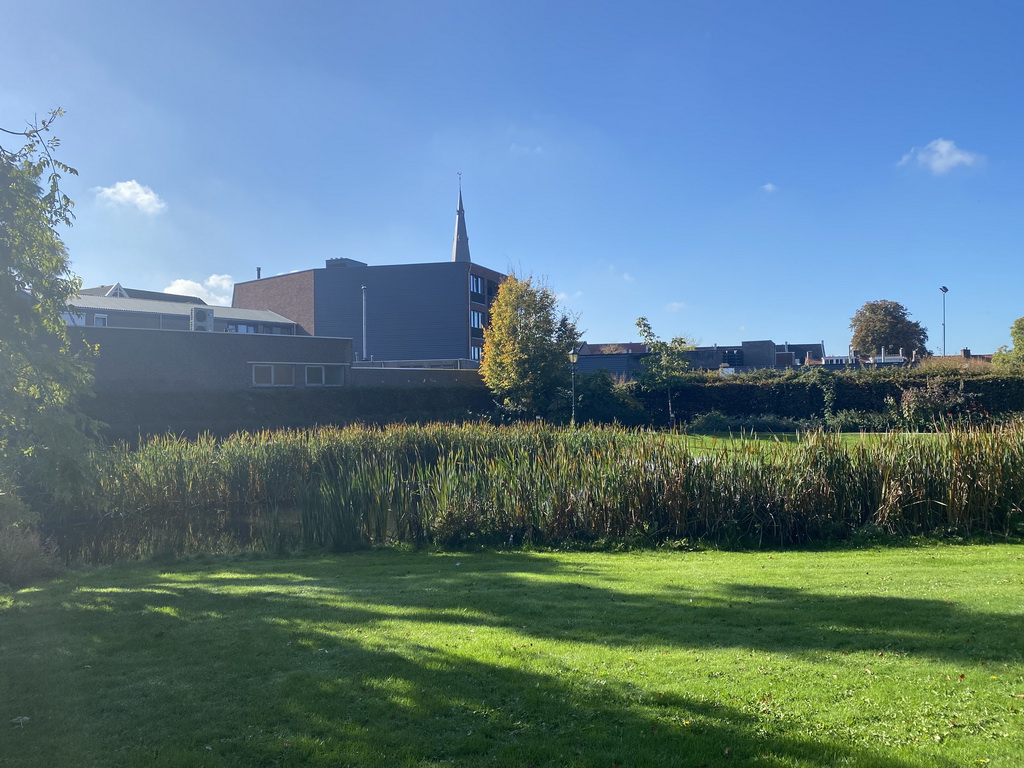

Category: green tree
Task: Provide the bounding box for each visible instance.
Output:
[635,317,695,427]
[849,300,928,358]
[575,370,645,425]
[992,316,1024,373]
[481,275,579,418]
[1,110,96,498]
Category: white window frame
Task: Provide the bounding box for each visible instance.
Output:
[252,363,295,387]
[305,365,325,386]
[93,314,108,327]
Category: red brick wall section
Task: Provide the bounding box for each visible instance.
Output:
[232,270,316,335]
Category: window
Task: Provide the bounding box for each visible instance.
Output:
[324,365,344,385]
[253,365,273,386]
[93,314,108,327]
[470,274,485,303]
[61,312,85,326]
[305,365,345,386]
[470,310,484,339]
[228,323,257,334]
[471,345,482,361]
[252,364,295,387]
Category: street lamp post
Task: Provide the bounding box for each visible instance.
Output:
[568,347,580,425]
[940,286,949,356]
[361,285,368,361]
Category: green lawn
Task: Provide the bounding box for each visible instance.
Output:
[3,546,1022,767]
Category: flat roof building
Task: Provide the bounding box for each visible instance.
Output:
[232,188,507,364]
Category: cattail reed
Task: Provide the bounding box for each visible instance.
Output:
[46,422,1024,562]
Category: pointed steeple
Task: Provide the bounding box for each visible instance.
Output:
[451,176,471,263]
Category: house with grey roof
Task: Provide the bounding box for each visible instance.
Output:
[67,283,298,335]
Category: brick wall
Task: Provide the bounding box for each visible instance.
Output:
[232,270,316,335]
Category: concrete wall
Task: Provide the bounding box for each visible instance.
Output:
[741,340,778,369]
[83,327,352,392]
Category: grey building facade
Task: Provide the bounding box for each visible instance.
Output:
[232,190,506,363]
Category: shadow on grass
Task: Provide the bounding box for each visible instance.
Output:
[5,551,1015,767]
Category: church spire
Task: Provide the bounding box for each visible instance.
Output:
[451,174,471,263]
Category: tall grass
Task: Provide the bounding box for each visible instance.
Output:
[44,423,1024,562]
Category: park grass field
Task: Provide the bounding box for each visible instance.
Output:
[3,545,1022,767]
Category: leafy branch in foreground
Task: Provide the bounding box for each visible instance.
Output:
[1,109,97,507]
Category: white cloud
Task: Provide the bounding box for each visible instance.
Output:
[761,182,777,193]
[556,290,584,301]
[665,302,686,312]
[899,138,982,175]
[94,180,167,213]
[163,274,233,306]
[509,143,543,155]
[603,264,633,282]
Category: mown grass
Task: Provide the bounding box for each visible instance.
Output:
[3,546,1022,767]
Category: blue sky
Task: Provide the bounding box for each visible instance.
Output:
[3,1,1022,356]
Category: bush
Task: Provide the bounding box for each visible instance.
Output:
[0,490,59,588]
[686,410,818,434]
[824,409,897,432]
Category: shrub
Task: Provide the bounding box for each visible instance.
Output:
[686,411,818,434]
[0,488,60,588]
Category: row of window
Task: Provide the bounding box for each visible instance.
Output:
[63,313,291,334]
[252,364,346,387]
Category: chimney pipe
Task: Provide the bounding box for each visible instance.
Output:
[257,267,262,280]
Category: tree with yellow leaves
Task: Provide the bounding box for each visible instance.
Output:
[481,275,579,419]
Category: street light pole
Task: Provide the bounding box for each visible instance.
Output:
[568,346,580,425]
[361,285,368,361]
[940,286,948,356]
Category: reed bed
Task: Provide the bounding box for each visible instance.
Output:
[47,423,1024,562]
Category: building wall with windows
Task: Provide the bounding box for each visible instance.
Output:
[68,292,297,335]
[80,327,353,393]
[576,339,828,378]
